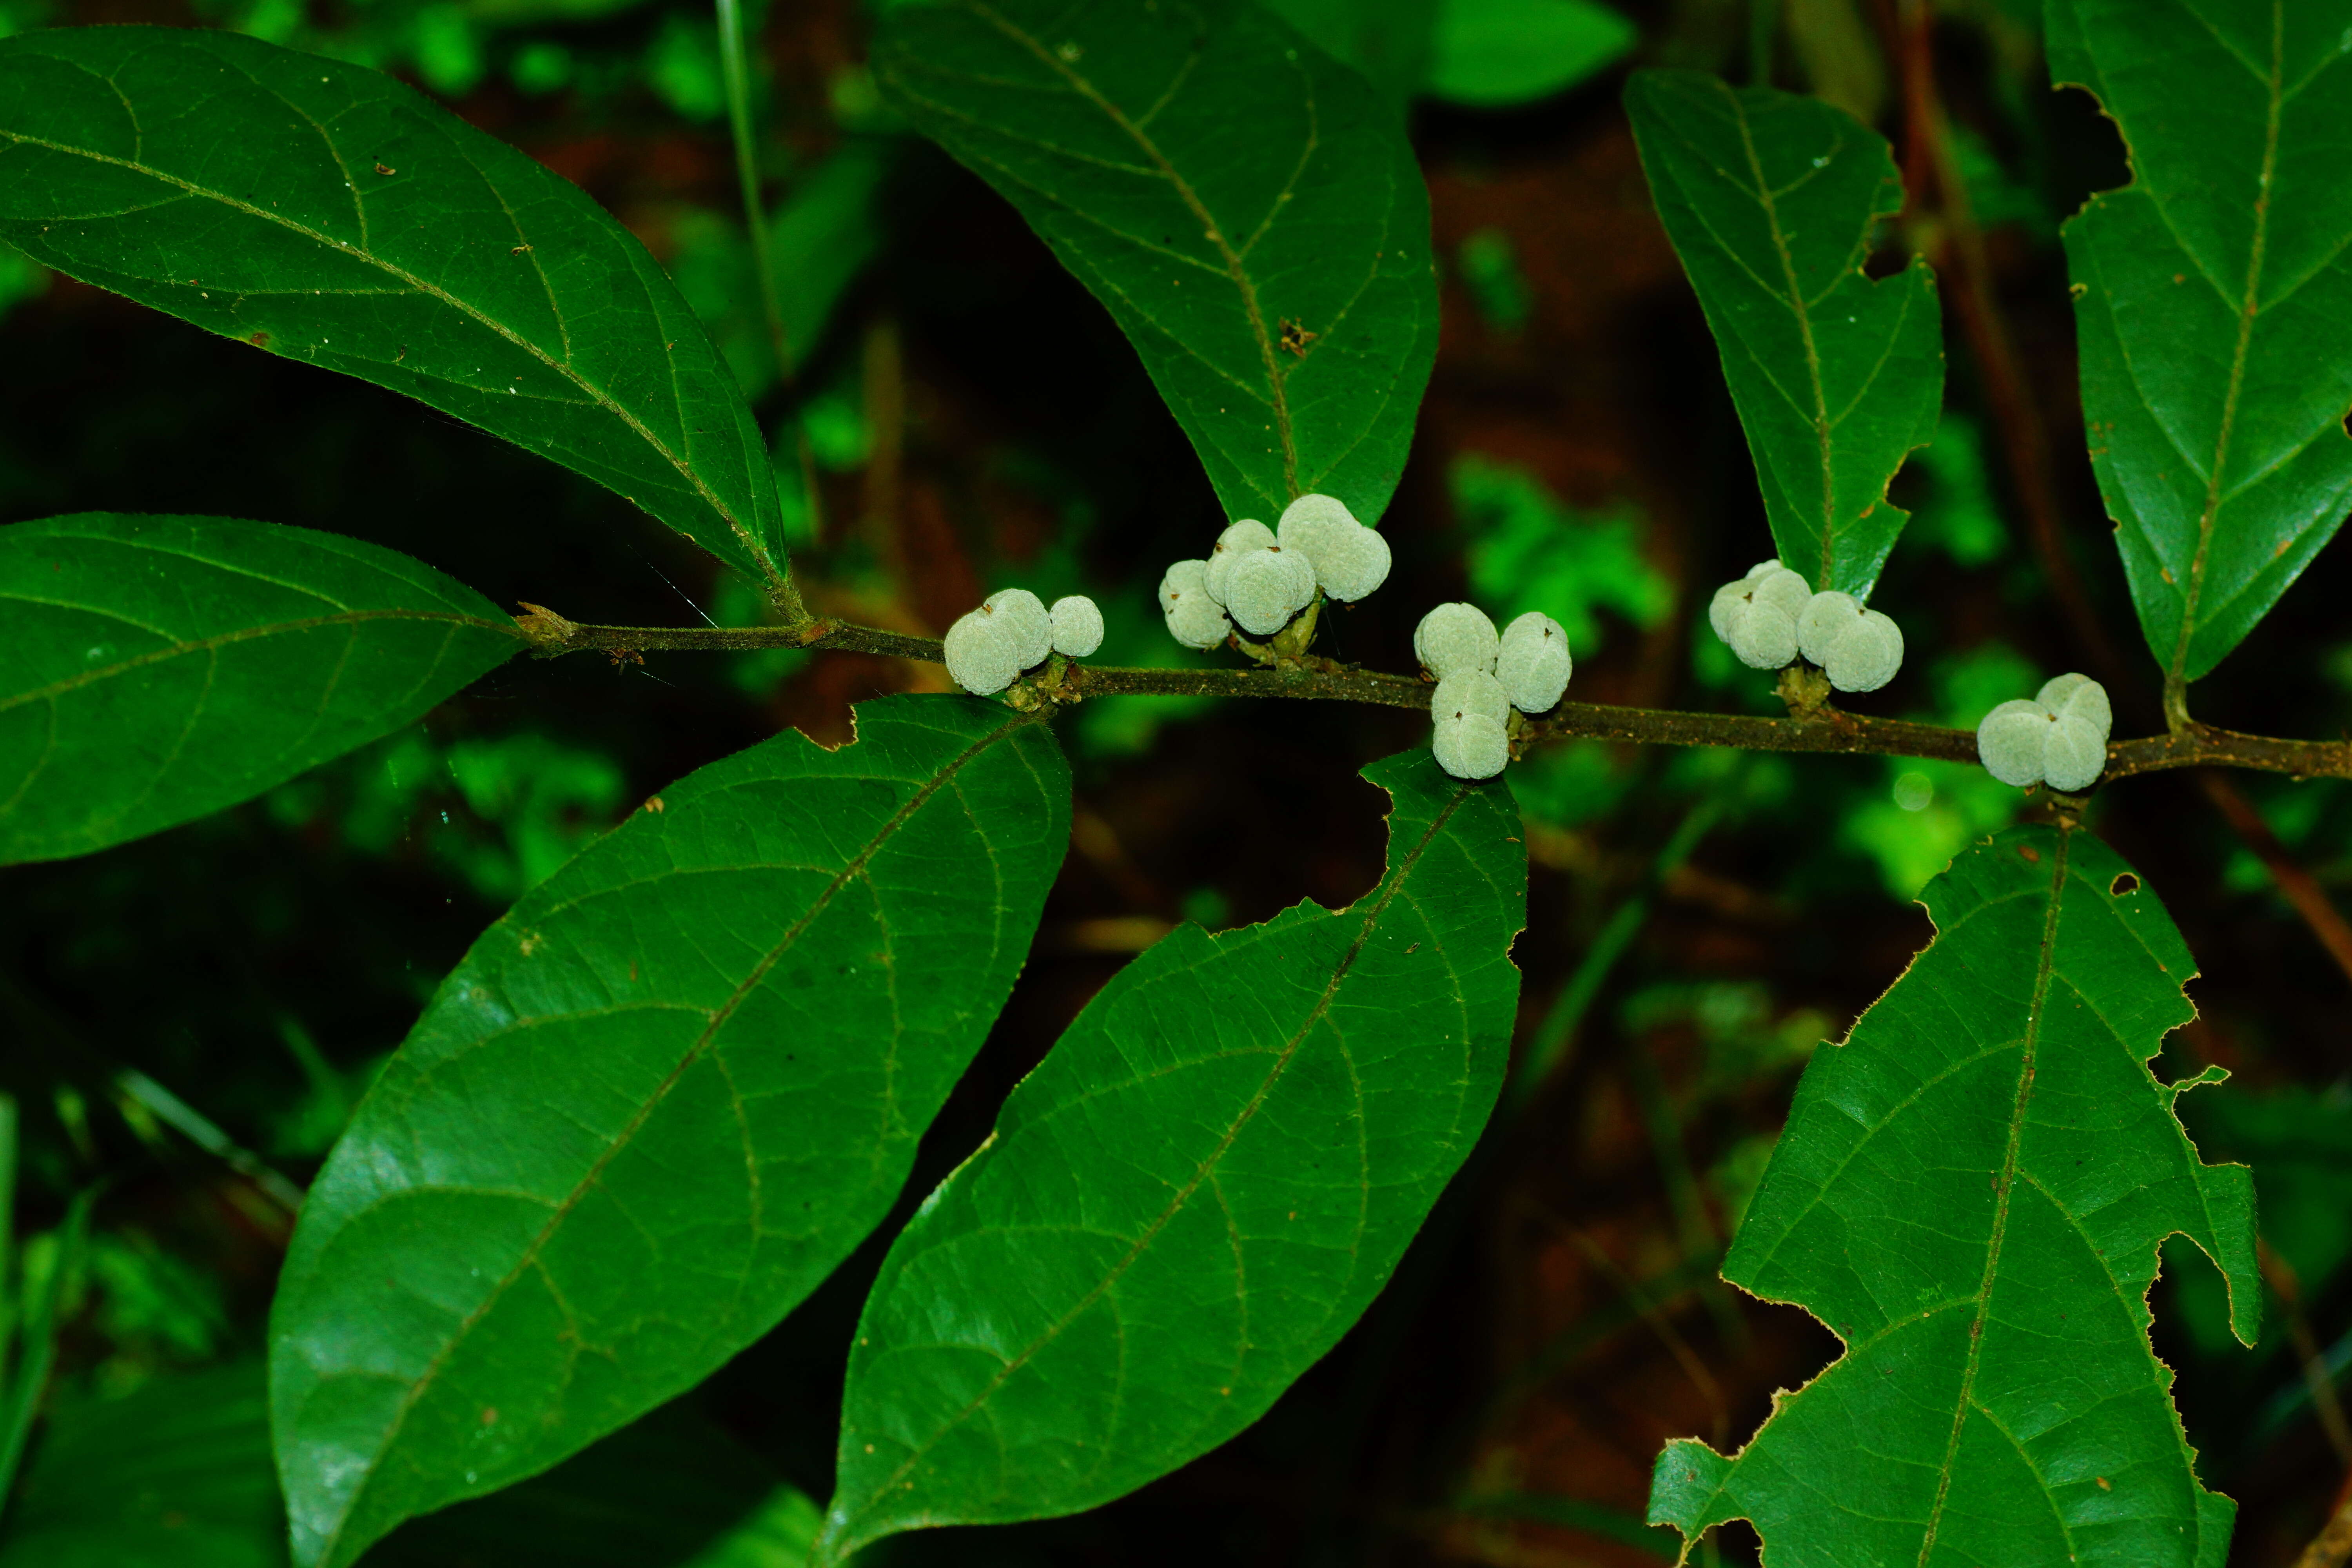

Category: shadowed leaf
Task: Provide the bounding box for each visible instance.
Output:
[1648,825,2258,1568]
[875,0,1439,526]
[0,28,787,585]
[2049,0,2352,684]
[817,749,1524,1562]
[0,513,521,866]
[1628,69,1942,599]
[269,697,1069,1568]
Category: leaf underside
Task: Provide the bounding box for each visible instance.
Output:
[269,696,1071,1568]
[2050,0,2352,684]
[1648,825,2259,1568]
[1627,69,1942,600]
[0,513,520,866]
[0,27,785,585]
[819,749,1526,1562]
[875,0,1440,527]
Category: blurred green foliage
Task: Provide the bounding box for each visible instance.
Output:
[1452,453,1672,650]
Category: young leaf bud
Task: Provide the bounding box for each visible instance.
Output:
[1823,609,1902,693]
[1203,519,1275,606]
[1048,595,1103,658]
[1432,708,1510,780]
[2042,713,2107,793]
[1796,591,1861,668]
[1159,559,1231,650]
[1976,698,2051,788]
[1278,493,1390,601]
[1223,543,1317,635]
[944,608,1022,695]
[1414,602,1500,678]
[983,587,1052,669]
[1432,668,1510,725]
[1496,612,1571,712]
[2035,673,2112,742]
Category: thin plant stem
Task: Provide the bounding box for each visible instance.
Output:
[506,607,2352,783]
[0,1187,92,1521]
[715,0,791,384]
[1512,795,1725,1107]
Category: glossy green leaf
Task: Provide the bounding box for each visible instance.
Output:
[1253,0,1438,105]
[2048,1,2352,685]
[0,28,787,585]
[0,1363,282,1568]
[1648,825,2260,1568]
[0,513,521,866]
[874,0,1439,525]
[0,1361,821,1568]
[270,697,1071,1568]
[817,749,1525,1561]
[1627,69,1942,599]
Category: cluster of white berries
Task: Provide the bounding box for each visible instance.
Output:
[1416,603,1572,780]
[944,588,1103,695]
[1708,559,1903,693]
[1976,674,2112,793]
[1161,493,1392,648]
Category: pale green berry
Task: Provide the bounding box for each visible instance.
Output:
[1822,609,1902,693]
[2042,713,2107,793]
[1977,699,2051,788]
[983,588,1051,669]
[1159,560,1230,650]
[2035,673,2112,742]
[1048,595,1103,657]
[1432,708,1510,780]
[1414,603,1499,678]
[1432,668,1509,725]
[1224,543,1316,635]
[944,609,1021,695]
[1496,612,1570,712]
[1203,519,1274,605]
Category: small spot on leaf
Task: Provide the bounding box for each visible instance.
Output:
[2110,872,2140,896]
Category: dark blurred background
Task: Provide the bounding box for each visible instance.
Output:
[3,0,2349,1563]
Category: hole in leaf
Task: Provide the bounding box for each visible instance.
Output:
[2111,872,2141,896]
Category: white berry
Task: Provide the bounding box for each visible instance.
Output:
[2043,713,2107,793]
[1496,612,1571,712]
[1223,543,1317,635]
[1823,609,1902,693]
[2036,673,2112,742]
[1432,668,1510,725]
[1414,603,1500,678]
[1048,595,1103,658]
[1976,698,2051,788]
[1278,493,1390,601]
[944,609,1021,695]
[1712,564,1811,670]
[1159,560,1231,650]
[1796,591,1860,667]
[983,588,1051,669]
[1432,709,1510,780]
[1203,519,1275,606]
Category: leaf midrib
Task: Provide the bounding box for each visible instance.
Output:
[824,782,1476,1554]
[0,607,517,715]
[0,118,772,575]
[959,0,1302,499]
[1725,83,1839,586]
[312,709,1037,1568]
[1913,829,2071,1567]
[2168,0,2283,683]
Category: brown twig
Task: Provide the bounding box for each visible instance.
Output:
[509,607,2352,782]
[2297,1487,2352,1568]
[2200,775,2352,989]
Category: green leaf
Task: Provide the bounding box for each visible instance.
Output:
[1252,0,1439,105]
[817,750,1525,1561]
[1648,825,2259,1568]
[0,513,521,866]
[0,1361,823,1568]
[1626,69,1942,599]
[1426,0,1635,108]
[269,697,1071,1568]
[0,1363,282,1568]
[2048,1,2352,685]
[874,0,1439,525]
[0,28,787,586]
